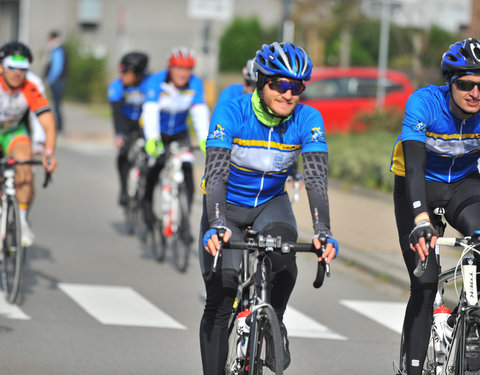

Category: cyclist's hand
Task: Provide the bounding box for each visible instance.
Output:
[203,226,231,257]
[313,234,339,264]
[145,137,164,158]
[198,139,206,157]
[42,153,57,173]
[409,219,438,261]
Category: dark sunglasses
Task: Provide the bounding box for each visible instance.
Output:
[6,66,28,74]
[267,79,305,95]
[454,79,480,92]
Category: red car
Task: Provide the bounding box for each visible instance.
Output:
[300,67,414,133]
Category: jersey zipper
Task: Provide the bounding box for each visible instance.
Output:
[254,127,273,207]
[447,119,465,183]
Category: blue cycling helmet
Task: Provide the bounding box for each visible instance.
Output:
[441,38,480,80]
[254,42,312,82]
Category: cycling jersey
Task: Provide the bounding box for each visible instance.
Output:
[107,75,150,122]
[216,83,244,106]
[205,92,328,207]
[0,75,50,134]
[391,84,480,183]
[142,70,209,138]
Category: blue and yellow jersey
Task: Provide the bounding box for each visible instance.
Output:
[216,83,244,106]
[204,93,327,207]
[391,84,480,183]
[107,75,150,122]
[144,70,206,136]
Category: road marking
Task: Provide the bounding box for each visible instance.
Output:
[0,294,31,320]
[284,306,346,340]
[59,283,186,329]
[340,300,406,334]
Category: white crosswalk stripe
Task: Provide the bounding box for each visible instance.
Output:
[59,283,186,329]
[340,300,407,334]
[284,305,346,340]
[0,294,31,320]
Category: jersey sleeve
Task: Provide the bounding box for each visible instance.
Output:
[107,80,124,102]
[206,101,238,150]
[298,105,328,153]
[399,90,433,143]
[190,75,206,105]
[21,80,50,115]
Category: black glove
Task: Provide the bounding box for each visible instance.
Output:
[409,220,438,245]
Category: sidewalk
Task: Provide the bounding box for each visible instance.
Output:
[59,102,461,292]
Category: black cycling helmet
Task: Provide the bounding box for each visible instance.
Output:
[0,41,33,63]
[118,52,148,75]
[441,38,480,81]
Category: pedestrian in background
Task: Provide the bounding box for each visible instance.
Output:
[45,31,67,133]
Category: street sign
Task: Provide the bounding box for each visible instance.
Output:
[187,0,234,21]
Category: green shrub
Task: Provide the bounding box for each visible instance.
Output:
[327,130,397,192]
[64,38,108,103]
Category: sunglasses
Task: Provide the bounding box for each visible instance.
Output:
[267,79,305,95]
[454,79,480,92]
[5,66,28,74]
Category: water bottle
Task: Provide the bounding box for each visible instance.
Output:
[236,309,252,358]
[433,304,452,356]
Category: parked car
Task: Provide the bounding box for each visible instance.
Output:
[300,67,414,133]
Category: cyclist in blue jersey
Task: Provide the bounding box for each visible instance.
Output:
[199,42,339,374]
[391,38,480,375]
[141,47,209,232]
[216,58,256,106]
[108,52,150,206]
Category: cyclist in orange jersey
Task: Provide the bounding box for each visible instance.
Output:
[0,41,58,247]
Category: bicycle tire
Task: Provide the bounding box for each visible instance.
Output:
[248,305,284,375]
[172,185,191,273]
[1,197,24,304]
[148,220,167,262]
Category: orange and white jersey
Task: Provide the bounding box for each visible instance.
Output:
[0,75,50,133]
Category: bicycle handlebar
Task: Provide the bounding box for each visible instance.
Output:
[414,234,480,277]
[0,158,52,188]
[205,230,330,289]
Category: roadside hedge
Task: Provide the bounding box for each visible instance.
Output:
[327,129,398,192]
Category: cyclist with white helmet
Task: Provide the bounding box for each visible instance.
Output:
[216,58,257,105]
[141,47,209,232]
[0,41,58,247]
[199,42,338,374]
[391,37,480,375]
[108,52,150,206]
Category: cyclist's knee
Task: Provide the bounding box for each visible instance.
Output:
[454,201,480,236]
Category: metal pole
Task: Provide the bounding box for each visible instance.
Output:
[376,0,391,110]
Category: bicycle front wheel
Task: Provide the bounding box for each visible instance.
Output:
[1,197,24,304]
[248,306,284,375]
[172,185,191,273]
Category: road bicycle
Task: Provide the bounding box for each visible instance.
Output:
[394,209,480,375]
[208,228,330,375]
[123,136,147,236]
[148,141,193,272]
[0,157,50,304]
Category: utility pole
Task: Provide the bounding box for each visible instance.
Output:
[282,0,294,42]
[376,0,391,110]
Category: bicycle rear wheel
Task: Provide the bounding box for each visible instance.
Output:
[1,197,24,304]
[248,305,284,375]
[172,185,191,273]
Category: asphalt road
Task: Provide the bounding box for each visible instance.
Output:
[0,138,410,375]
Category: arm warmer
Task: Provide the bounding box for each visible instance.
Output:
[402,140,428,218]
[205,147,231,228]
[302,152,332,236]
[110,102,130,135]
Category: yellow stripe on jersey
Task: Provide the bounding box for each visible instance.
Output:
[425,131,480,140]
[233,138,300,151]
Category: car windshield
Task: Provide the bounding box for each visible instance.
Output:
[302,77,403,100]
